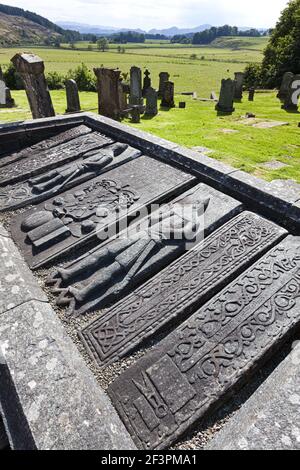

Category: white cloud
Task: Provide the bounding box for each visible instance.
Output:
[2,0,289,29]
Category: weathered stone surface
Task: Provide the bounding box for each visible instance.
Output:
[277,72,294,102]
[161,81,175,108]
[0,418,8,450]
[158,72,170,98]
[0,125,91,168]
[216,79,235,113]
[11,155,195,269]
[282,74,300,111]
[65,79,81,113]
[129,66,143,107]
[81,211,286,366]
[207,341,300,450]
[94,68,123,120]
[0,144,142,212]
[48,183,241,316]
[0,79,14,108]
[142,69,151,97]
[0,131,113,186]
[108,236,300,449]
[0,300,136,450]
[145,87,158,116]
[248,87,255,101]
[11,53,55,119]
[0,234,47,314]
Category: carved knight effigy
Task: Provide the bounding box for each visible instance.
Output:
[47,186,211,314]
[0,124,143,211]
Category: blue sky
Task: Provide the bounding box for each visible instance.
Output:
[3,0,289,29]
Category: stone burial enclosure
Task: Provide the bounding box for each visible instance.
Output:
[0,112,299,450]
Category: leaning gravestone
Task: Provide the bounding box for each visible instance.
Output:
[11,155,195,269]
[143,69,151,97]
[282,74,300,111]
[94,68,123,120]
[129,66,143,107]
[158,72,170,98]
[65,79,81,114]
[11,53,55,119]
[161,81,175,108]
[215,79,235,113]
[234,72,244,101]
[277,72,294,102]
[145,87,158,116]
[108,235,300,449]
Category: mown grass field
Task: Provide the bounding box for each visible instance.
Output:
[0,37,299,183]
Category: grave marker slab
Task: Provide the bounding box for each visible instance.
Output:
[0,144,142,212]
[282,74,300,111]
[145,87,158,116]
[0,125,91,168]
[11,155,196,269]
[94,68,123,120]
[143,70,151,97]
[161,81,175,108]
[108,236,300,449]
[80,211,286,364]
[277,72,294,102]
[216,79,235,113]
[0,131,114,186]
[130,67,143,107]
[11,53,55,119]
[48,183,242,316]
[158,72,170,98]
[65,79,81,113]
[234,72,244,101]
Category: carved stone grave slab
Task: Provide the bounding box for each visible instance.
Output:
[47,183,242,315]
[108,236,300,449]
[11,155,196,269]
[0,124,91,168]
[80,211,286,365]
[0,144,142,212]
[0,131,114,186]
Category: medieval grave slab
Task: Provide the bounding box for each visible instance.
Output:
[0,144,142,212]
[11,155,196,269]
[108,236,300,449]
[207,340,300,450]
[80,211,287,366]
[47,183,242,316]
[0,130,114,187]
[0,124,91,168]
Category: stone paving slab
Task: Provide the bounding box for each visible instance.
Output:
[81,212,286,367]
[108,236,300,450]
[0,300,136,450]
[206,341,300,450]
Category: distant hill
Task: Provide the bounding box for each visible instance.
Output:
[56,21,213,37]
[0,11,62,45]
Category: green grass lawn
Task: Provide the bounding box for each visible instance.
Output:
[0,37,299,183]
[1,89,299,183]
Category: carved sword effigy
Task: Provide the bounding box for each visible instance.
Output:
[46,183,242,315]
[0,143,142,211]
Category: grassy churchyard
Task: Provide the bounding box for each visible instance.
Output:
[0,36,299,183]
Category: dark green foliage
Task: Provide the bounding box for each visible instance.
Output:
[259,0,300,87]
[192,25,261,45]
[3,63,23,89]
[244,63,263,89]
[111,31,145,43]
[46,72,64,90]
[66,63,96,92]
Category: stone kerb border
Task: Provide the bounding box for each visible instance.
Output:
[0,112,299,450]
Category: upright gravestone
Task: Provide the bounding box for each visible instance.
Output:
[161,81,175,108]
[142,69,151,97]
[65,79,81,113]
[0,66,15,108]
[94,68,122,120]
[282,74,300,111]
[0,79,6,107]
[129,66,143,107]
[234,72,244,101]
[158,72,170,98]
[145,87,158,116]
[248,87,255,101]
[11,53,55,119]
[215,78,235,113]
[277,72,294,102]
